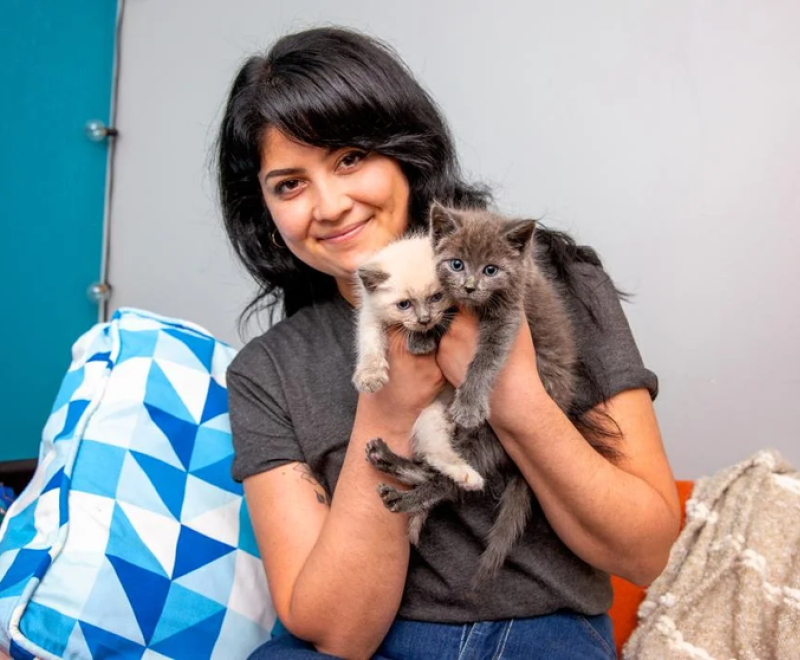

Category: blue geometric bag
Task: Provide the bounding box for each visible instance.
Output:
[0,309,274,659]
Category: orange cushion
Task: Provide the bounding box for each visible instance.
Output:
[608,480,694,656]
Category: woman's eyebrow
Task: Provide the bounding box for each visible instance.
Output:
[263,167,304,182]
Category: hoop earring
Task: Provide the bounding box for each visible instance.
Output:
[271,229,284,248]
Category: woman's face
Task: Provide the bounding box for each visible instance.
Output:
[259,128,410,299]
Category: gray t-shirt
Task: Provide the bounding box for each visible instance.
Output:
[227,261,658,623]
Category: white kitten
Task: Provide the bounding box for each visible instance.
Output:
[352,235,484,492]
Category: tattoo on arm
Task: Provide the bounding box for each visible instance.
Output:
[293,463,328,505]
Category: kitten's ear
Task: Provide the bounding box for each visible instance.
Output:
[429,202,461,246]
[357,264,390,293]
[502,219,536,254]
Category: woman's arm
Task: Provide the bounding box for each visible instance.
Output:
[438,312,681,586]
[244,335,445,659]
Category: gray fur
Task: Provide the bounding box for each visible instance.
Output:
[368,203,578,586]
[357,265,390,293]
[406,327,443,355]
[365,438,437,486]
[432,202,577,420]
[472,475,532,588]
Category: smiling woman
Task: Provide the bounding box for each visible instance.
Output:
[216,26,679,660]
[258,132,410,298]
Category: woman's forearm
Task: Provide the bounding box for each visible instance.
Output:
[490,383,680,586]
[286,402,414,659]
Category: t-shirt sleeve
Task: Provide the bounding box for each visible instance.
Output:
[569,262,659,409]
[227,342,305,482]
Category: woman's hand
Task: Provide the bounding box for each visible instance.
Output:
[487,312,551,428]
[437,310,546,411]
[359,328,446,437]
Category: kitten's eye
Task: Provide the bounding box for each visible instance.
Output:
[429,292,444,303]
[449,259,464,272]
[483,265,500,276]
[396,300,411,310]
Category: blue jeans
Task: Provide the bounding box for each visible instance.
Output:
[249,612,617,659]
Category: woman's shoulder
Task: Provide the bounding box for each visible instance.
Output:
[228,295,354,380]
[557,254,660,403]
[548,249,626,341]
[531,226,616,306]
[567,259,621,311]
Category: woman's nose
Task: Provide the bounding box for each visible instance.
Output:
[312,178,354,223]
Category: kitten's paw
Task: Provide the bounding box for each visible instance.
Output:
[444,465,485,491]
[353,358,389,393]
[377,483,404,513]
[450,395,490,429]
[365,438,394,472]
[367,440,436,485]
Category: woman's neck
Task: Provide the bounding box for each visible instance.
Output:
[336,277,358,307]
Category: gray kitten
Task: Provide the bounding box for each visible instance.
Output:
[366,203,577,585]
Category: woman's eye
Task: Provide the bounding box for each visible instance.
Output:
[450,259,464,272]
[429,292,443,303]
[340,150,367,169]
[396,300,411,310]
[483,265,499,276]
[275,179,301,196]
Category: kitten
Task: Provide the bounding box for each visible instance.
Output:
[366,204,578,585]
[352,235,485,499]
[434,203,577,426]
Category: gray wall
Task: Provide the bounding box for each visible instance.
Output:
[108,0,800,479]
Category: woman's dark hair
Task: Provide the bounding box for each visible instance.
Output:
[217,27,490,323]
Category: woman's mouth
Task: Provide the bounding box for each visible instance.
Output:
[320,219,371,244]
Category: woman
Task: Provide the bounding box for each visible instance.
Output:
[218,26,680,660]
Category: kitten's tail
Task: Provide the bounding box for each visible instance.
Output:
[473,475,532,588]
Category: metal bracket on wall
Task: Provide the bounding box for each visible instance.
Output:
[87,282,113,304]
[85,119,119,142]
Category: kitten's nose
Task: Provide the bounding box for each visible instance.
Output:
[464,276,476,293]
[419,315,431,325]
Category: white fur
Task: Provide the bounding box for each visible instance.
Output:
[352,235,439,392]
[412,387,484,490]
[352,302,389,393]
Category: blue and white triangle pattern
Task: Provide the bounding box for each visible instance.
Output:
[0,309,275,659]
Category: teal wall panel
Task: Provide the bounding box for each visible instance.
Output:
[0,1,117,461]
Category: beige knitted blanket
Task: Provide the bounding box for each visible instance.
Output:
[624,450,800,660]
